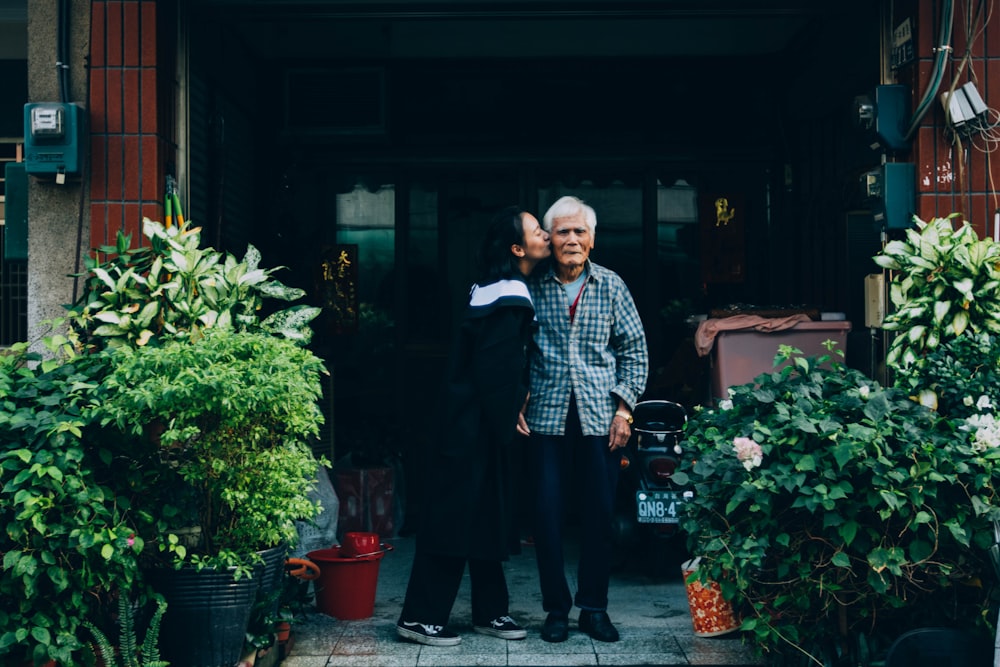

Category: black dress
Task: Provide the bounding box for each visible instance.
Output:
[416,278,535,561]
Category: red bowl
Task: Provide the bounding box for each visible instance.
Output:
[341,531,379,557]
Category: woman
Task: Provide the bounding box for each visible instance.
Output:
[396,205,550,646]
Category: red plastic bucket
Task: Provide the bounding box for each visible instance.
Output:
[307,546,387,620]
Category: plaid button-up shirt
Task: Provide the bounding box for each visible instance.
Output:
[525,260,648,436]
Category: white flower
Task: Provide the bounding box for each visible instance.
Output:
[960,413,1000,452]
[977,395,993,410]
[719,399,733,411]
[732,436,763,471]
[858,385,870,399]
[964,396,975,407]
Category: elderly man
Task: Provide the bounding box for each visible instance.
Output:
[522,195,648,643]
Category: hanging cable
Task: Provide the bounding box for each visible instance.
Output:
[904,0,954,140]
[57,0,70,102]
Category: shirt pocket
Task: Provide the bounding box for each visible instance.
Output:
[577,312,614,342]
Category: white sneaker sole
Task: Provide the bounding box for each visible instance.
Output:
[396,624,462,646]
[473,626,527,640]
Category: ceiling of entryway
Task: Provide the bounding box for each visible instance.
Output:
[199,0,879,60]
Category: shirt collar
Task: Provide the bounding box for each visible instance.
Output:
[545,259,596,284]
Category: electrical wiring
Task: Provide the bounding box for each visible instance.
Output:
[904,0,954,141]
[57,0,70,103]
[934,0,1000,247]
[940,0,990,144]
[966,107,1000,153]
[938,3,1000,169]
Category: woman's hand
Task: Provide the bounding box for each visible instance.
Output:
[516,411,531,437]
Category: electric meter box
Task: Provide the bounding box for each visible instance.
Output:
[874,162,916,230]
[23,102,85,177]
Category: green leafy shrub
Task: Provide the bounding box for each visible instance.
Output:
[0,339,144,666]
[678,344,1000,663]
[893,331,1000,420]
[92,329,329,570]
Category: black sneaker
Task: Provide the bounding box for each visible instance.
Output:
[396,620,462,646]
[473,615,527,640]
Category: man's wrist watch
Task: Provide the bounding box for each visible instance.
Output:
[615,410,633,425]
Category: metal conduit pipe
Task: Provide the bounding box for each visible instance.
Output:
[904,0,954,141]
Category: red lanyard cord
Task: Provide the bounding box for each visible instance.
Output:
[569,280,586,323]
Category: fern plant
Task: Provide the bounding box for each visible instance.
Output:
[85,595,169,667]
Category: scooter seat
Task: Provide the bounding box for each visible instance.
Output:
[631,400,687,436]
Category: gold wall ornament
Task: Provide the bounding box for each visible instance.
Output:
[700,192,745,285]
[317,244,359,334]
[714,197,737,227]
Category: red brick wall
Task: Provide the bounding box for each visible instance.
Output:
[910,1,1000,238]
[88,0,169,248]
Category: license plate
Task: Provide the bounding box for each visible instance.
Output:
[636,490,688,524]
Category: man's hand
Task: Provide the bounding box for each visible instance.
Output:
[609,414,630,450]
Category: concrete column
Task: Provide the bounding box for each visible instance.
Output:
[25,0,91,349]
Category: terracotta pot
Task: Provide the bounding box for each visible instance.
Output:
[276,621,292,643]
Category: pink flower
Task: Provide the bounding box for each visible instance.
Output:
[732,437,763,471]
[127,534,135,547]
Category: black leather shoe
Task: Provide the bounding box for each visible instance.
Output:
[579,610,620,642]
[541,613,569,643]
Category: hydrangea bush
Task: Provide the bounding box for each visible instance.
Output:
[677,344,1000,662]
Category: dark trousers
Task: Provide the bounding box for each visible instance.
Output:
[399,547,510,626]
[529,399,619,616]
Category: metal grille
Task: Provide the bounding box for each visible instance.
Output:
[0,140,27,345]
[0,259,27,345]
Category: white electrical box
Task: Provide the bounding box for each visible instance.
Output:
[864,273,885,328]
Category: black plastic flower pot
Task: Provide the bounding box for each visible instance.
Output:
[147,565,260,667]
[257,543,288,617]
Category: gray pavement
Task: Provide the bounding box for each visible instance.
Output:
[280,535,765,666]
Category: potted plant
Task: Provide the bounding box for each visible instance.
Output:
[1,217,329,666]
[677,343,1000,665]
[62,218,329,667]
[90,328,329,666]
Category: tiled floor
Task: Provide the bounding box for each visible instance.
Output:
[280,535,764,666]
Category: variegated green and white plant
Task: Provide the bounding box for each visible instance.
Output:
[873,214,1000,369]
[67,218,320,349]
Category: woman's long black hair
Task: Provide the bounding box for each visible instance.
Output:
[475,205,526,285]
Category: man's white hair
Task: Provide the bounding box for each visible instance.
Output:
[542,196,597,234]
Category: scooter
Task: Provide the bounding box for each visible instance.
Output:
[612,399,693,573]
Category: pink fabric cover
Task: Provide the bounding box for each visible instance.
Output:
[694,314,813,357]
